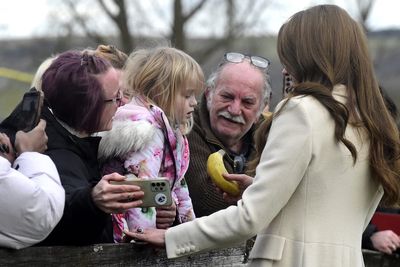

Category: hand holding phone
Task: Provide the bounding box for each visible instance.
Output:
[111,174,172,208]
[0,87,44,138]
[19,88,44,131]
[14,120,48,155]
[0,132,15,163]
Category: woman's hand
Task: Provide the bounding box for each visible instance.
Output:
[15,119,48,154]
[156,201,177,229]
[219,173,253,203]
[123,228,166,247]
[92,172,145,214]
[0,133,15,163]
[371,230,400,254]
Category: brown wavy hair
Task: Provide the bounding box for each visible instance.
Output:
[93,44,128,69]
[250,5,400,206]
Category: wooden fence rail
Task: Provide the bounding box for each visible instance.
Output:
[0,243,399,266]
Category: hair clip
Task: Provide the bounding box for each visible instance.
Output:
[109,45,116,52]
[81,53,89,66]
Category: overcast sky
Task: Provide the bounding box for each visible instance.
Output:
[0,0,399,39]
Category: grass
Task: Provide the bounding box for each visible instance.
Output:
[0,87,28,120]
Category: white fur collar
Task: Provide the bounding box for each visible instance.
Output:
[98,119,156,160]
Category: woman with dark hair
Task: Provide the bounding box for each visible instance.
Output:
[126,5,400,267]
[38,50,144,245]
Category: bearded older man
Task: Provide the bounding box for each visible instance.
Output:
[186,52,272,217]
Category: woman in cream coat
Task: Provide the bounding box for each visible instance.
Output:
[126,5,400,267]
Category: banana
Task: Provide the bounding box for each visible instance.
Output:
[207,149,240,196]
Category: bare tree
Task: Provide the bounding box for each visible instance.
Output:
[63,0,133,53]
[189,0,272,63]
[97,0,133,52]
[51,0,272,63]
[354,0,376,32]
[172,0,208,51]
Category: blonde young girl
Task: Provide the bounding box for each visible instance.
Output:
[99,47,204,242]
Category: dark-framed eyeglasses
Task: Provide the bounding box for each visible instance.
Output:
[224,52,270,70]
[104,89,123,107]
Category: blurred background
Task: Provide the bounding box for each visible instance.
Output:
[0,0,399,119]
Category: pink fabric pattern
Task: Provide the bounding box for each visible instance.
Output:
[103,99,195,242]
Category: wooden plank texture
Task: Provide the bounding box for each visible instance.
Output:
[0,244,399,266]
[0,243,248,266]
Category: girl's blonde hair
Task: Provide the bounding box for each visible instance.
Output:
[123,47,204,134]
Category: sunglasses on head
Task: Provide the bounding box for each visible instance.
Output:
[224,52,270,70]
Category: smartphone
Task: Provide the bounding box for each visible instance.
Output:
[111,174,173,208]
[0,88,43,133]
[20,89,43,131]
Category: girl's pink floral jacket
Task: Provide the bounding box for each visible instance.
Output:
[98,98,195,242]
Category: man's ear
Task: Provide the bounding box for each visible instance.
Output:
[205,87,211,100]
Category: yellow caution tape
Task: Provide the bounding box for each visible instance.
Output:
[0,67,33,84]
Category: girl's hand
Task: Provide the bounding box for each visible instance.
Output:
[123,228,166,247]
[220,173,253,203]
[92,172,145,214]
[156,201,177,229]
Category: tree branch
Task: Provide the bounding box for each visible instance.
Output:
[65,0,106,44]
[183,0,208,23]
[96,0,118,23]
